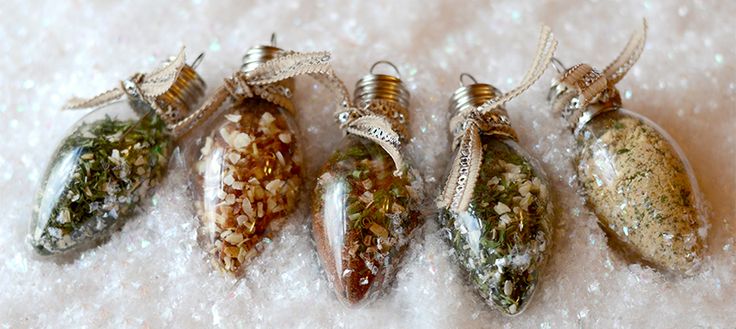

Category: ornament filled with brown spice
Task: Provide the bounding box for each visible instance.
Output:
[188,35,338,276]
[437,26,557,316]
[30,49,207,255]
[311,61,423,306]
[548,19,707,275]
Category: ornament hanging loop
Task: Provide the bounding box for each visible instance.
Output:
[190,52,205,69]
[459,73,479,86]
[313,61,412,177]
[370,60,402,79]
[270,32,277,47]
[550,57,567,74]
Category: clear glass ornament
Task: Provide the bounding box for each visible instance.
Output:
[312,64,422,305]
[549,21,706,275]
[438,78,554,316]
[574,107,704,274]
[190,43,313,275]
[30,57,205,255]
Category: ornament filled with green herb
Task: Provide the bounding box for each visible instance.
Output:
[437,27,557,316]
[311,62,422,306]
[30,50,206,255]
[548,20,706,275]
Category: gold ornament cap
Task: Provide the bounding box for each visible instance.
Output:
[151,55,207,126]
[446,73,517,141]
[354,61,410,109]
[241,47,282,73]
[449,73,502,115]
[239,34,295,111]
[353,61,411,138]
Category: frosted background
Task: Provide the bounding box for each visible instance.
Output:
[1,1,734,328]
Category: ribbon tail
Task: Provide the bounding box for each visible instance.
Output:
[138,47,188,98]
[308,70,352,109]
[438,125,483,213]
[602,18,647,86]
[169,85,231,137]
[62,87,125,110]
[345,115,406,176]
[477,25,557,114]
[246,51,333,86]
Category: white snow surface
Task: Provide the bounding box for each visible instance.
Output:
[1,1,734,328]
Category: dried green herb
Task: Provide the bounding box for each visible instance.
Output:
[576,110,703,274]
[312,135,421,305]
[439,136,552,315]
[30,113,171,254]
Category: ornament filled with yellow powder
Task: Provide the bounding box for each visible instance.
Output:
[548,20,707,275]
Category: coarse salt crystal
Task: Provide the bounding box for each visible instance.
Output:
[227,152,241,164]
[267,198,277,212]
[219,128,231,144]
[259,112,276,126]
[278,133,291,144]
[519,181,532,196]
[232,133,252,149]
[223,174,235,186]
[225,194,236,205]
[500,214,512,226]
[257,202,264,218]
[242,200,255,218]
[503,280,513,296]
[265,180,283,195]
[494,202,511,215]
[275,151,286,166]
[225,113,241,123]
[225,233,244,244]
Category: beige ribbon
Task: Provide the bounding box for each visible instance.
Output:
[342,102,406,177]
[63,48,190,117]
[60,48,337,138]
[172,50,334,136]
[438,26,558,214]
[300,65,409,177]
[551,19,648,133]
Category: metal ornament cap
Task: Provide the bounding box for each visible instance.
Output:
[449,81,502,116]
[354,61,410,110]
[241,45,283,73]
[152,62,206,128]
[352,61,411,139]
[240,38,295,113]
